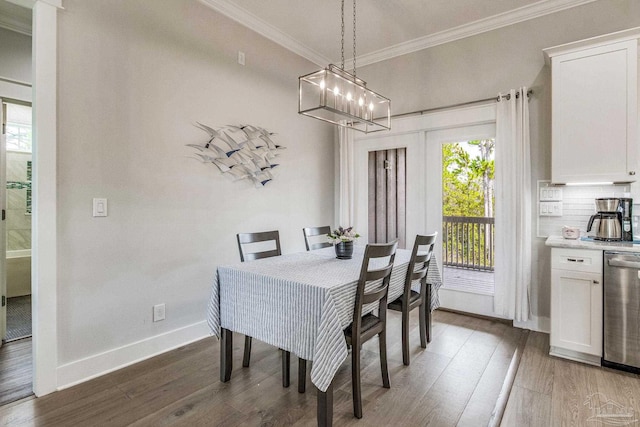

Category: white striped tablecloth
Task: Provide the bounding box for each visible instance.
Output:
[207,245,442,392]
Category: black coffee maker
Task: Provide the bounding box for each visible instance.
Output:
[619,197,633,241]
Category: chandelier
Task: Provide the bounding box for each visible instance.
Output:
[298,0,390,133]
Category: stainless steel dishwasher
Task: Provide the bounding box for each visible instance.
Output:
[603,251,640,373]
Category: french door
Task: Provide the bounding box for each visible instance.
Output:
[426,123,500,318]
[1,101,7,347]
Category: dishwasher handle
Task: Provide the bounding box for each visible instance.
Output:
[607,257,640,269]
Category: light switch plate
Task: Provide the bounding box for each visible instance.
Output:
[93,198,108,217]
[540,187,563,201]
[540,201,563,216]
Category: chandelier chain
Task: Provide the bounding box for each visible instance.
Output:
[353,0,356,77]
[340,0,345,70]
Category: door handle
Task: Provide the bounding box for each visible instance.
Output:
[608,258,640,269]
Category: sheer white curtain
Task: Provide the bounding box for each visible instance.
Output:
[494,88,531,322]
[338,126,356,227]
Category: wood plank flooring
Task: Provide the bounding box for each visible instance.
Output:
[0,338,33,407]
[0,311,522,426]
[501,331,640,427]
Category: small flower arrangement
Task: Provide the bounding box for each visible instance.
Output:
[327,226,360,245]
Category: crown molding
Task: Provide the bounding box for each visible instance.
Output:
[354,0,599,66]
[198,0,331,66]
[201,0,599,68]
[0,10,31,35]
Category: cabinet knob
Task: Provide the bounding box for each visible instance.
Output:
[630,171,636,176]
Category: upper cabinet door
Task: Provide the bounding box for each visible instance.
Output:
[546,34,639,184]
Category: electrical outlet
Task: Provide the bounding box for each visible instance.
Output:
[153,303,165,322]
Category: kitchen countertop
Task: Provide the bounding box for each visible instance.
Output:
[545,236,640,253]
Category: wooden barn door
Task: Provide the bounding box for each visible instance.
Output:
[368,148,406,248]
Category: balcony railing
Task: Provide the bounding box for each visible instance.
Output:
[443,216,494,271]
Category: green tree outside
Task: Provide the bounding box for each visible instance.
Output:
[442,139,495,268]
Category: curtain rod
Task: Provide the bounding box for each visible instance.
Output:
[392,89,533,120]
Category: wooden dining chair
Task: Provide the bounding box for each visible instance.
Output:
[344,240,398,419]
[302,226,332,251]
[388,232,437,366]
[236,230,292,387]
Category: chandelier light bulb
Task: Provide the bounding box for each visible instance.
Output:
[320,80,325,90]
[346,92,352,101]
[333,86,340,96]
[369,102,374,111]
[358,97,364,106]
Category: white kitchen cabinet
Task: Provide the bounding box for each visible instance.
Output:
[550,248,602,365]
[544,29,640,184]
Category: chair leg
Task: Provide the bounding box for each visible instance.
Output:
[402,309,411,366]
[379,331,390,389]
[351,344,363,419]
[298,358,307,393]
[419,301,427,349]
[282,350,290,388]
[426,284,432,343]
[243,336,252,367]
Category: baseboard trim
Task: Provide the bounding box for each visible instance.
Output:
[56,321,210,390]
[549,346,601,366]
[513,315,550,333]
[436,307,511,324]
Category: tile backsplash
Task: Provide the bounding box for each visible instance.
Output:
[536,181,637,238]
[6,151,32,251]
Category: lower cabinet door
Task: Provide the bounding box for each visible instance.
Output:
[550,268,603,356]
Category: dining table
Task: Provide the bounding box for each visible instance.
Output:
[206,245,442,426]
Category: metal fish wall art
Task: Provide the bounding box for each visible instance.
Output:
[188,122,286,187]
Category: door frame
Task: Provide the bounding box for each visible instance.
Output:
[1,101,5,347]
[4,0,62,396]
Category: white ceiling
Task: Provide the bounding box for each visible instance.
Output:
[0,0,598,65]
[200,0,598,66]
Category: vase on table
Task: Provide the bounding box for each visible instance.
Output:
[335,241,354,259]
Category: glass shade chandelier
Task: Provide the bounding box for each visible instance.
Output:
[298,0,390,133]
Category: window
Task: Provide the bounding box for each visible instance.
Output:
[6,103,32,153]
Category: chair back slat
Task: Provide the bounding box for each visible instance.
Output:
[351,241,398,336]
[414,253,430,263]
[410,266,428,282]
[402,233,438,302]
[362,287,388,305]
[237,230,281,262]
[303,226,332,251]
[365,265,394,282]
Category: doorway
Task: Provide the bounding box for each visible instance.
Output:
[3,101,33,343]
[426,124,499,317]
[0,99,33,406]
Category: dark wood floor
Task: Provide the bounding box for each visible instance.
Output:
[501,331,640,427]
[0,310,522,426]
[0,338,32,408]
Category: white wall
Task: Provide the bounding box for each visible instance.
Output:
[359,0,640,329]
[0,25,31,101]
[0,26,31,83]
[55,0,334,384]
